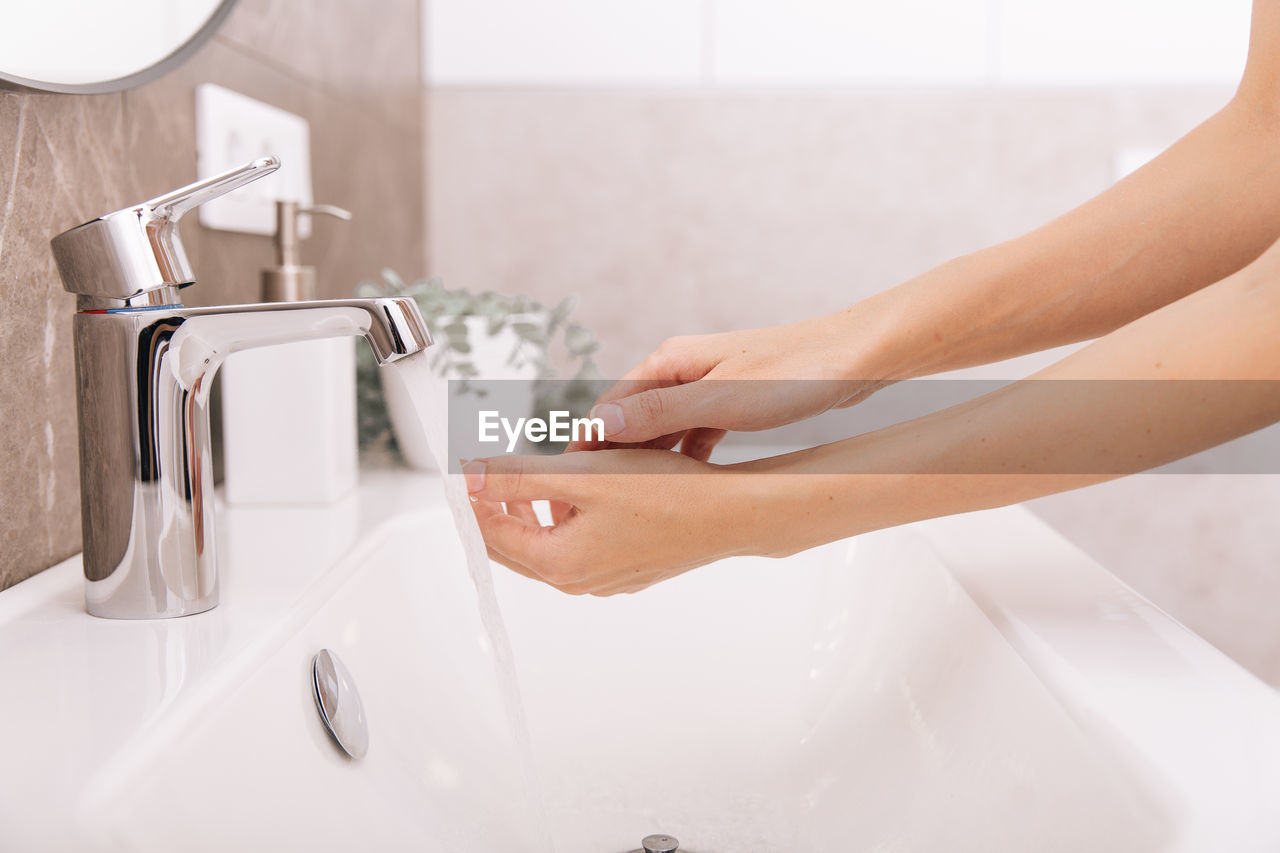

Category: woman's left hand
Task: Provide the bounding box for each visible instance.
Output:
[464,450,763,595]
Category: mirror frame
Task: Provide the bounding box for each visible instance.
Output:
[0,0,238,95]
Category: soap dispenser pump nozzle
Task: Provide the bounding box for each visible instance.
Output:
[263,200,352,302]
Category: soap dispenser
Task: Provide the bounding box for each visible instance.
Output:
[221,201,359,504]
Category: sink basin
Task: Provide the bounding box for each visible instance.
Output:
[2,469,1278,851]
[493,533,1165,852]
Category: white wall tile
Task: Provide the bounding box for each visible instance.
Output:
[423,0,1255,90]
[425,0,703,86]
[997,0,1252,86]
[711,0,991,85]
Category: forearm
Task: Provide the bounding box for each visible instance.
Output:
[742,242,1280,556]
[840,92,1280,380]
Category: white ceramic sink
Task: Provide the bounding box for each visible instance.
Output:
[2,469,1278,852]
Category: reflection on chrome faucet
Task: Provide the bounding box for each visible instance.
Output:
[50,158,432,619]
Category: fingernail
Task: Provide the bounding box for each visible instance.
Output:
[462,460,486,493]
[591,402,625,437]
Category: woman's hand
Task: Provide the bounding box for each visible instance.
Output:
[567,310,893,459]
[464,450,765,595]
[472,236,1280,597]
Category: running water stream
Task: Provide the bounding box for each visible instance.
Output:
[383,356,551,850]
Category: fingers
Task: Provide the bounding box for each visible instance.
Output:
[473,507,564,573]
[567,383,732,451]
[588,381,725,444]
[505,500,541,526]
[564,378,675,452]
[548,499,575,525]
[485,543,596,595]
[468,474,592,591]
[566,431,687,454]
[485,544,542,582]
[463,454,588,503]
[473,505,594,590]
[472,499,566,582]
[485,539,588,595]
[566,336,722,452]
[469,495,506,526]
[679,427,727,462]
[470,480,668,598]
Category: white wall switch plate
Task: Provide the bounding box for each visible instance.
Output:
[195,83,313,236]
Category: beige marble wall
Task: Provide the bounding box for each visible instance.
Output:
[426,86,1280,687]
[0,0,425,589]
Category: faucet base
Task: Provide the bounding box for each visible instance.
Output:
[85,592,218,620]
[85,562,219,619]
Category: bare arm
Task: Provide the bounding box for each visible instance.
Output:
[862,4,1280,378]
[579,0,1280,448]
[468,237,1280,594]
[745,239,1280,557]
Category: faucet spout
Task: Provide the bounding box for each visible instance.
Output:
[71,296,430,618]
[168,297,431,392]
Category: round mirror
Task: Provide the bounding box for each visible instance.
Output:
[0,0,236,94]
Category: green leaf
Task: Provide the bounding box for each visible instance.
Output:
[381,268,406,292]
[548,295,576,329]
[563,323,595,355]
[444,322,472,354]
[440,293,471,316]
[511,322,547,346]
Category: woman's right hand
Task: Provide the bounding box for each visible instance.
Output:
[568,309,892,459]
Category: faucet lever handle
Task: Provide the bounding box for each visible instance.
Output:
[145,155,282,221]
[53,156,283,309]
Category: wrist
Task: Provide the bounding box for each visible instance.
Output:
[826,251,996,382]
[723,448,872,558]
[725,428,946,557]
[819,294,920,383]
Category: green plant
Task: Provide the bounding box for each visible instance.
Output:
[356,270,600,383]
[353,270,602,456]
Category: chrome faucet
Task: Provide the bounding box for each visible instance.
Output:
[50,157,432,619]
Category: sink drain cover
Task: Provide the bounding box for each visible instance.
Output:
[622,834,680,853]
[312,649,369,759]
